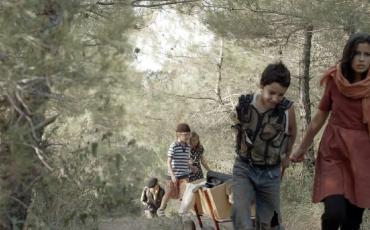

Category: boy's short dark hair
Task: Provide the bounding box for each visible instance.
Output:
[146,177,158,188]
[176,123,191,132]
[260,61,290,88]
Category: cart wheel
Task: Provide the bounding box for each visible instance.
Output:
[183,219,196,230]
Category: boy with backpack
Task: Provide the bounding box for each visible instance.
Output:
[157,123,191,216]
[231,62,297,230]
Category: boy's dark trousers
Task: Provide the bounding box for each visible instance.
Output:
[321,195,364,230]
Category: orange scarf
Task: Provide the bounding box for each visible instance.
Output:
[321,64,370,135]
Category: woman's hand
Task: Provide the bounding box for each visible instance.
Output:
[290,109,329,163]
[281,157,290,169]
[280,157,290,179]
[290,149,306,162]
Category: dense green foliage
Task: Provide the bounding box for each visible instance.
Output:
[0,1,369,229]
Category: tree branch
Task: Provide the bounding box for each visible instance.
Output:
[5,93,40,142]
[172,94,218,101]
[31,114,59,133]
[131,0,200,8]
[8,195,28,209]
[30,145,54,172]
[96,1,115,5]
[15,91,32,116]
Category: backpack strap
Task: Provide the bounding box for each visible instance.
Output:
[278,97,293,111]
[233,94,254,161]
[236,94,253,122]
[273,97,293,124]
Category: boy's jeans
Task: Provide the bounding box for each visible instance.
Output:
[232,158,284,230]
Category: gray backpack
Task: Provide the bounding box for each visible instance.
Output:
[233,94,292,166]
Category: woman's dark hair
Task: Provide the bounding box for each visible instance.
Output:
[190,131,201,150]
[260,61,290,88]
[340,32,370,83]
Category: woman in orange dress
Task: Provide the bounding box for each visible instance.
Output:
[290,32,370,230]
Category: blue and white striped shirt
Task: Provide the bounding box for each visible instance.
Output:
[167,141,190,178]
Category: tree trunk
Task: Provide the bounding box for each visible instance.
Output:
[298,25,314,171]
[216,39,224,105]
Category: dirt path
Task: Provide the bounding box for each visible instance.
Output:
[99,215,233,230]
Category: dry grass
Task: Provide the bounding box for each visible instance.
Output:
[281,165,322,229]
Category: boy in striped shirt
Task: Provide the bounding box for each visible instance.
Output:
[157,123,191,216]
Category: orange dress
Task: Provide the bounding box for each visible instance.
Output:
[313,78,370,208]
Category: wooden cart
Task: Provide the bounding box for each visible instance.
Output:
[191,182,232,230]
[191,182,255,230]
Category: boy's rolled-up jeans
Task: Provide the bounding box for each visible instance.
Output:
[232,158,284,230]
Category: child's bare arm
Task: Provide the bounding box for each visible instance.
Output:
[140,188,148,205]
[287,105,297,156]
[281,105,297,170]
[167,157,176,182]
[290,109,329,162]
[200,155,211,171]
